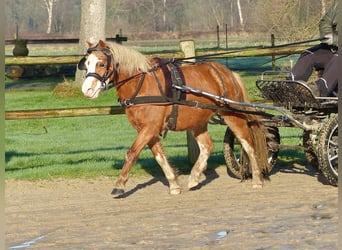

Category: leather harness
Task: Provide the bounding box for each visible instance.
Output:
[118,60,226,137]
[80,47,229,136]
[118,61,186,136]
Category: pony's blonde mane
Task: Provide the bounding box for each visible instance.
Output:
[107,42,152,74]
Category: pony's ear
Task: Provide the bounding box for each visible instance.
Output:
[86,41,94,48]
[98,40,106,48]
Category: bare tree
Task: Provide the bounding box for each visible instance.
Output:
[236,0,244,30]
[163,0,167,30]
[209,0,224,27]
[320,0,327,15]
[43,0,59,34]
[6,0,333,41]
[105,0,125,34]
[53,1,81,34]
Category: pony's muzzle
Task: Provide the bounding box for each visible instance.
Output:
[84,87,102,99]
[82,77,103,99]
[84,88,94,97]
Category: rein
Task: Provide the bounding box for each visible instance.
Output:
[110,61,175,90]
[108,72,146,90]
[174,37,326,62]
[83,37,326,89]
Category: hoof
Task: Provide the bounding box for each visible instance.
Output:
[111,188,125,196]
[188,181,199,190]
[252,183,263,188]
[170,188,182,195]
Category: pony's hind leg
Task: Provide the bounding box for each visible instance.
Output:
[222,114,265,188]
[236,135,263,188]
[148,137,181,195]
[188,128,214,190]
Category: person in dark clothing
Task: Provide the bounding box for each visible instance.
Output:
[291,0,338,97]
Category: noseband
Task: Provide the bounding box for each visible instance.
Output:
[81,46,116,90]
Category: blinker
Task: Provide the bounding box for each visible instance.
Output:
[78,56,87,70]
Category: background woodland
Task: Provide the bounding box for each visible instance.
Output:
[5,0,333,42]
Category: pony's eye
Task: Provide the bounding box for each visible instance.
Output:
[99,63,105,68]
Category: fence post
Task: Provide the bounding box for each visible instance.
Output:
[179,40,200,165]
[179,40,195,62]
[217,25,220,48]
[271,34,275,70]
[225,23,228,49]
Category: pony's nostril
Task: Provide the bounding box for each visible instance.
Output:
[86,88,93,96]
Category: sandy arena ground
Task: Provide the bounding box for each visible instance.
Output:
[5,164,338,249]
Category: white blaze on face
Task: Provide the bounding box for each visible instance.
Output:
[81,54,103,99]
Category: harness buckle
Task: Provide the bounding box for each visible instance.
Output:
[100,81,106,90]
[120,99,134,107]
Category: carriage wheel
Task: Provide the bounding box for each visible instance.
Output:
[317,115,338,186]
[223,126,280,179]
[303,130,319,169]
[187,130,200,165]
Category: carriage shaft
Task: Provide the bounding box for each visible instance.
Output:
[172,84,316,131]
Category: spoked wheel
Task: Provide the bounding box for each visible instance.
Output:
[317,114,338,186]
[223,126,280,179]
[303,130,319,169]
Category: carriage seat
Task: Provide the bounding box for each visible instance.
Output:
[256,71,338,110]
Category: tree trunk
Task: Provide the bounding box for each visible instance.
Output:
[230,0,234,28]
[320,0,327,16]
[236,0,244,31]
[163,0,167,30]
[75,0,106,86]
[44,0,56,34]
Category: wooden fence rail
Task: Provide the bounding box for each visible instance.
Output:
[5,55,83,66]
[5,45,308,66]
[5,106,125,120]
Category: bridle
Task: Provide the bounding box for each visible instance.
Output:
[79,44,173,91]
[78,45,116,90]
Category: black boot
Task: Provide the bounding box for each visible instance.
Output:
[315,79,329,97]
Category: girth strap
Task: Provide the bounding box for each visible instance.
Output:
[163,104,178,138]
[169,63,186,101]
[162,63,186,137]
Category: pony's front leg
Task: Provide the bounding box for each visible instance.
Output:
[111,128,153,196]
[148,137,181,195]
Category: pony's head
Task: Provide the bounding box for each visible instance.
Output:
[78,40,114,99]
[78,40,151,99]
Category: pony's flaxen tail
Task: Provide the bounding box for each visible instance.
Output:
[231,72,271,177]
[247,115,271,177]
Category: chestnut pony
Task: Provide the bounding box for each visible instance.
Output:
[79,40,269,196]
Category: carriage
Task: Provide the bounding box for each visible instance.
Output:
[79,40,338,196]
[222,71,338,186]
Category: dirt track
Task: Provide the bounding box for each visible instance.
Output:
[5,164,337,249]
